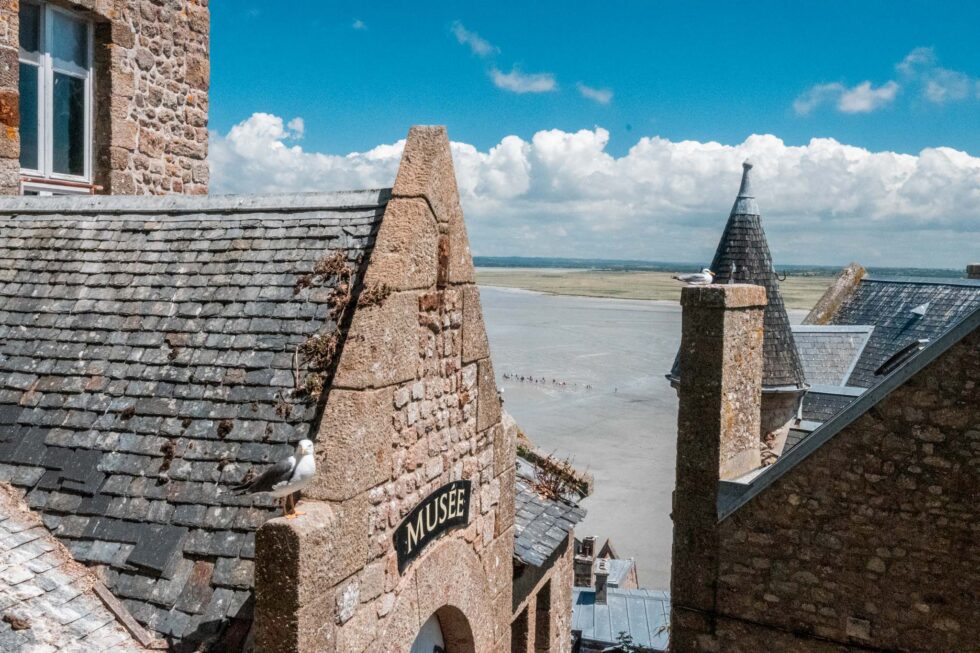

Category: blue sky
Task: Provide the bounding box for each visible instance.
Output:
[208,2,980,267]
[212,1,980,156]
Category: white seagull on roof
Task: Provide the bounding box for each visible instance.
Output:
[672,268,715,285]
[233,439,315,519]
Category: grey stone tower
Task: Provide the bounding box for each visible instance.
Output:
[669,162,808,464]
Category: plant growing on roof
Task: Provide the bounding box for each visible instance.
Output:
[615,631,655,653]
[292,251,361,400]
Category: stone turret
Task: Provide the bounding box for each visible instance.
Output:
[669,162,808,464]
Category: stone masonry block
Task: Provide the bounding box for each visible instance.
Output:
[295,594,337,653]
[362,198,438,292]
[494,416,516,477]
[311,387,395,502]
[333,292,419,390]
[461,285,491,364]
[680,283,767,309]
[477,358,502,433]
[446,209,476,284]
[495,466,516,536]
[480,526,514,599]
[392,126,463,226]
[255,502,341,652]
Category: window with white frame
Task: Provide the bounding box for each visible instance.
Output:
[18,1,94,184]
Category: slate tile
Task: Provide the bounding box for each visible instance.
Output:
[126,524,188,576]
[212,558,253,590]
[174,560,214,614]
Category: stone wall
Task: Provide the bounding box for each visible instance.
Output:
[254,127,516,653]
[0,0,209,194]
[512,535,574,653]
[673,289,980,651]
[670,284,766,653]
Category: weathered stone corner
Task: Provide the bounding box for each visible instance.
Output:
[804,262,866,325]
[254,500,367,653]
[361,198,439,292]
[312,386,396,501]
[392,126,463,226]
[680,283,767,309]
[331,292,420,391]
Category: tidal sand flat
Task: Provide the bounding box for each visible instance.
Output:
[476,267,834,311]
[480,286,681,588]
[480,285,808,589]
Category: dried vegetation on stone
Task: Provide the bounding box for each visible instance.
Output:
[291,252,359,400]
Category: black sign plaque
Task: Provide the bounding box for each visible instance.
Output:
[394,480,471,573]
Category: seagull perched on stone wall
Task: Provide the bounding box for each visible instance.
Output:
[672,268,715,285]
[233,439,316,519]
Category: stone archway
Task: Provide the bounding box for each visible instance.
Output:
[377,539,498,653]
[411,606,475,653]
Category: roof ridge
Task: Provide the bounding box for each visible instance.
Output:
[863,275,980,287]
[0,189,392,216]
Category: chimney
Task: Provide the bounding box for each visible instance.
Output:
[594,558,610,605]
[670,284,765,651]
[574,536,596,587]
[967,264,980,280]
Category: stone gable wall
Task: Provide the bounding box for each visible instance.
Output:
[0,0,209,194]
[254,127,517,653]
[704,328,979,652]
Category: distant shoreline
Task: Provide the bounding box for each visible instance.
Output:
[473,256,962,279]
[474,267,835,311]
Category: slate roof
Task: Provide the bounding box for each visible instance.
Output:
[799,385,865,423]
[0,191,387,649]
[791,325,872,386]
[0,483,153,652]
[720,303,980,519]
[572,587,669,651]
[604,557,635,588]
[669,162,806,390]
[514,458,586,567]
[823,276,980,388]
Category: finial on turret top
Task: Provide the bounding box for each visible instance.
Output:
[738,160,755,197]
[732,159,759,215]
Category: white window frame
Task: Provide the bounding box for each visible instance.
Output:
[18,0,95,185]
[20,179,94,196]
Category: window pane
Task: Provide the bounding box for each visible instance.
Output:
[19,3,41,55]
[51,10,88,70]
[18,63,39,170]
[52,72,85,176]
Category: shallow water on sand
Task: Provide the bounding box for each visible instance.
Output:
[480,286,805,589]
[481,286,681,589]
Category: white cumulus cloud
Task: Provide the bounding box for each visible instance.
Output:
[490,67,557,94]
[210,113,980,268]
[451,22,498,57]
[577,83,613,105]
[794,81,899,115]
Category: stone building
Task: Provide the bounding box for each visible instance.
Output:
[668,162,808,464]
[1,0,209,196]
[786,264,980,451]
[0,125,581,652]
[669,283,980,652]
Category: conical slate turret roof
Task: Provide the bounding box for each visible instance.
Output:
[670,161,807,390]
